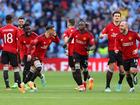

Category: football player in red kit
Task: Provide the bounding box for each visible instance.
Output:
[116,21,140,92]
[19,22,46,89]
[11,16,25,89]
[65,20,95,91]
[63,19,94,91]
[17,16,25,36]
[0,15,22,90]
[100,11,125,92]
[20,25,60,93]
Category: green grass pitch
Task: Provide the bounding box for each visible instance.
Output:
[0,71,140,105]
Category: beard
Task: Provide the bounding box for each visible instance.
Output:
[120,29,126,34]
[19,24,23,28]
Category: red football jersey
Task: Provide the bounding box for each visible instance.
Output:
[102,22,120,51]
[70,30,95,56]
[17,28,24,53]
[28,34,60,62]
[63,27,76,56]
[19,32,38,60]
[0,45,3,50]
[18,28,24,37]
[116,30,140,60]
[0,24,19,54]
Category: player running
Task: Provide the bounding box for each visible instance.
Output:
[63,19,94,90]
[64,20,95,91]
[0,15,22,91]
[116,21,139,92]
[20,25,60,93]
[99,11,125,92]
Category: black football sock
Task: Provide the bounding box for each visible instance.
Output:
[72,70,78,85]
[38,72,43,79]
[30,71,40,82]
[126,74,134,88]
[23,71,34,84]
[23,61,31,81]
[23,70,27,82]
[30,67,42,82]
[75,69,83,86]
[118,73,125,84]
[14,72,21,87]
[83,69,90,81]
[106,70,113,88]
[3,70,10,88]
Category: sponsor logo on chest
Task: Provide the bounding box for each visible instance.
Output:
[111,33,117,37]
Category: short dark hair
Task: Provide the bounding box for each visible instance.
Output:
[18,16,25,20]
[46,25,54,31]
[23,21,30,29]
[68,19,75,26]
[6,15,12,21]
[112,11,121,16]
[78,19,86,25]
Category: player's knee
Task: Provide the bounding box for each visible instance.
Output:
[109,63,115,71]
[130,67,138,74]
[119,65,125,73]
[3,65,9,71]
[13,67,20,72]
[75,63,80,70]
[34,60,42,68]
[71,67,76,72]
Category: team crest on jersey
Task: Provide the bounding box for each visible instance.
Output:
[129,37,132,40]
[121,39,123,41]
[83,37,86,40]
[71,30,73,32]
[111,33,117,37]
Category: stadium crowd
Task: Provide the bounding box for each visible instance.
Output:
[0,0,140,58]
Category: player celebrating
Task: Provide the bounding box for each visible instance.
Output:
[19,22,47,91]
[63,19,78,88]
[20,25,60,93]
[65,20,95,91]
[11,16,25,89]
[100,11,125,92]
[116,21,139,92]
[63,19,94,90]
[0,15,22,90]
